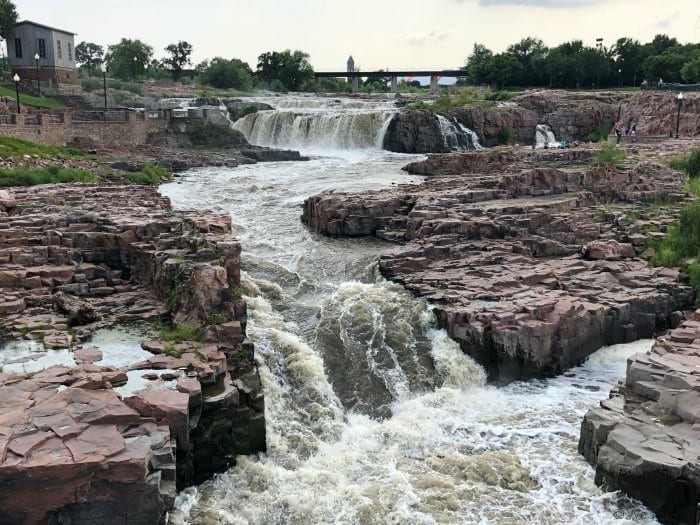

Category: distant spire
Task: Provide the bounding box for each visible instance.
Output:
[347,55,354,72]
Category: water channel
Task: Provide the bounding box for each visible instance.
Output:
[160,95,658,525]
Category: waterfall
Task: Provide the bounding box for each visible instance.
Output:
[232,95,397,150]
[436,114,483,151]
[535,124,560,149]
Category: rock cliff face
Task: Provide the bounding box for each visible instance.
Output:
[382,110,449,154]
[302,149,694,384]
[382,91,699,154]
[579,312,700,525]
[515,90,624,141]
[0,184,265,523]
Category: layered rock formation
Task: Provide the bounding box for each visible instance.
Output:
[579,312,700,525]
[0,184,264,523]
[302,148,695,383]
[382,91,699,154]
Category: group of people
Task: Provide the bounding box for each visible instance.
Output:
[614,121,637,143]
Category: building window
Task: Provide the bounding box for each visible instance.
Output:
[57,40,62,59]
[67,42,72,61]
[38,38,46,58]
[14,38,22,58]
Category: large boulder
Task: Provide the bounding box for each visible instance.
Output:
[382,110,449,153]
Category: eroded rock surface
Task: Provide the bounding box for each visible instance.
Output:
[0,184,264,524]
[302,149,695,383]
[579,312,700,525]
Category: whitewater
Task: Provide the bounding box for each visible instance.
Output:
[160,94,657,525]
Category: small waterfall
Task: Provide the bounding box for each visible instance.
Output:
[219,98,236,127]
[535,124,560,149]
[234,109,396,150]
[436,114,483,151]
[231,95,398,150]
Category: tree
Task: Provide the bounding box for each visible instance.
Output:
[256,50,314,91]
[486,53,523,89]
[75,42,104,76]
[465,43,494,84]
[506,37,548,86]
[681,53,700,83]
[163,40,193,80]
[197,57,254,90]
[105,38,153,81]
[0,0,17,42]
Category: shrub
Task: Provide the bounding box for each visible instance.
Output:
[80,78,101,92]
[498,125,514,145]
[159,322,201,343]
[670,148,700,178]
[127,163,171,185]
[593,141,627,165]
[270,79,287,93]
[584,120,613,142]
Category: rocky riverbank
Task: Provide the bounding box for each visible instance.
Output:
[302,147,696,383]
[0,184,264,524]
[382,91,699,153]
[579,312,700,525]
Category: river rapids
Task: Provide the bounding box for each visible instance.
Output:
[159,95,658,525]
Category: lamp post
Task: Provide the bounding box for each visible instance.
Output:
[618,68,622,88]
[13,73,20,113]
[133,56,138,81]
[101,63,107,111]
[675,92,683,139]
[34,52,40,97]
[595,38,603,89]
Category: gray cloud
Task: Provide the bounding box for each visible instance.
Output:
[407,29,453,46]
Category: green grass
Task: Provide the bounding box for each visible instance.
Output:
[593,141,627,166]
[159,323,201,343]
[0,165,96,186]
[669,148,700,179]
[0,85,66,109]
[127,163,172,185]
[0,136,84,159]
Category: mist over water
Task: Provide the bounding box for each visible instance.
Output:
[160,96,659,525]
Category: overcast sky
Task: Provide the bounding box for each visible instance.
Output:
[13,0,700,71]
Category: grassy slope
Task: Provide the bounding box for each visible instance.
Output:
[0,85,66,109]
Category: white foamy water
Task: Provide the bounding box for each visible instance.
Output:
[160,96,658,525]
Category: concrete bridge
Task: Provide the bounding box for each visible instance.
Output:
[313,69,466,92]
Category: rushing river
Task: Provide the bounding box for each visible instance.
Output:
[160,95,658,525]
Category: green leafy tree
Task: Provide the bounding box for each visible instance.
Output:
[105,38,153,81]
[0,0,17,42]
[465,43,494,84]
[486,53,523,89]
[197,57,254,90]
[681,55,700,83]
[163,40,193,81]
[256,50,314,91]
[506,37,548,85]
[75,42,104,76]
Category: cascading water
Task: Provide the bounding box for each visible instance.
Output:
[233,95,396,150]
[160,95,659,525]
[436,114,483,151]
[535,123,560,148]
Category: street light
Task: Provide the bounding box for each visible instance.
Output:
[618,68,622,89]
[133,56,138,80]
[13,73,20,113]
[675,92,683,139]
[34,52,40,97]
[101,63,107,111]
[595,38,603,89]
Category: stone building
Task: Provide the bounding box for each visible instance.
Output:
[7,20,78,86]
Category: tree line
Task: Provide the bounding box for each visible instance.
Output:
[75,39,315,92]
[465,35,700,89]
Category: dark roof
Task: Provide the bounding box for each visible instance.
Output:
[15,20,76,36]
